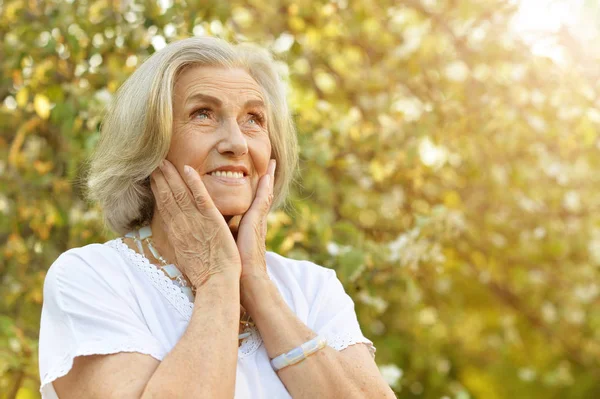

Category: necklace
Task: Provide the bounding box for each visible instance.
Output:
[125,226,254,342]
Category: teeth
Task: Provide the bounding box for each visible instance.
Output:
[210,171,244,178]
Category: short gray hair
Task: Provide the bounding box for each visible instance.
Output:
[86,37,298,235]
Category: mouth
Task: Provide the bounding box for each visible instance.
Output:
[204,171,249,185]
[207,170,247,179]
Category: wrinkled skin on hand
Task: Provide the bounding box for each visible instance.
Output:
[236,159,276,281]
[150,159,242,287]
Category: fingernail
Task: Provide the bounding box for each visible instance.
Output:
[184,165,193,176]
[269,159,276,176]
[265,174,271,185]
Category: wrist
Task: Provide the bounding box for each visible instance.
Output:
[240,273,275,315]
[240,270,270,284]
[194,270,240,290]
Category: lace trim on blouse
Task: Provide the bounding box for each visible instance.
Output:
[326,332,377,359]
[105,238,264,358]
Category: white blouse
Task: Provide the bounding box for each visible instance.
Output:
[38,238,376,398]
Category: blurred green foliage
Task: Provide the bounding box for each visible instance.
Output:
[1,0,600,398]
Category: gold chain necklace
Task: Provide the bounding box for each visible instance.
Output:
[125,226,254,342]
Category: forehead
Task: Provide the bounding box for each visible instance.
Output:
[174,66,265,105]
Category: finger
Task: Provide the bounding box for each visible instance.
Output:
[266,160,276,212]
[183,165,219,212]
[151,177,172,229]
[268,159,276,195]
[268,159,276,176]
[159,159,196,212]
[150,177,164,215]
[263,160,276,232]
[151,167,180,219]
[237,173,271,243]
[259,173,273,238]
[250,172,273,218]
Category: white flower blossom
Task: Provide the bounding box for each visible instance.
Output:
[379,364,403,388]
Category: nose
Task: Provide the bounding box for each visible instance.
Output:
[216,119,248,156]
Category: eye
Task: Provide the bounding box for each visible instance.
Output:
[248,112,265,126]
[192,108,211,120]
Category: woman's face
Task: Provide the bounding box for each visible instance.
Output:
[167,66,272,217]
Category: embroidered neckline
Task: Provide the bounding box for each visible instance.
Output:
[105,238,263,358]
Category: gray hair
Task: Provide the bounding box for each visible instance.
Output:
[86,37,298,235]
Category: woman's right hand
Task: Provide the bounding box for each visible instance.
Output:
[150,159,241,287]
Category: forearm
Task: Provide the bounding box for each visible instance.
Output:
[142,273,240,398]
[241,275,377,398]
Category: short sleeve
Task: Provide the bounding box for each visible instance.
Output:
[308,269,376,358]
[39,248,165,398]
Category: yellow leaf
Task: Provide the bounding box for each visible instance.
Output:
[443,191,462,208]
[289,16,306,32]
[314,71,336,94]
[16,386,38,399]
[29,287,43,304]
[34,94,51,119]
[33,59,54,82]
[5,2,21,20]
[369,160,394,182]
[108,80,119,92]
[460,366,502,399]
[16,87,29,108]
[471,251,486,267]
[33,160,53,175]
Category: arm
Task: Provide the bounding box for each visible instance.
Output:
[53,273,240,399]
[142,273,240,397]
[241,275,396,399]
[55,160,243,398]
[235,160,394,397]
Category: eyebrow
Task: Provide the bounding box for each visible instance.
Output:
[185,93,266,111]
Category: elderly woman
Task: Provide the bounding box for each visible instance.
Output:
[38,37,395,398]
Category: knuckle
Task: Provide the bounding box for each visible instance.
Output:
[158,188,170,199]
[261,195,273,213]
[193,193,209,208]
[259,205,270,217]
[173,190,187,204]
[162,195,175,209]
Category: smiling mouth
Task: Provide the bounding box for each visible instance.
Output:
[205,172,249,185]
[208,170,246,179]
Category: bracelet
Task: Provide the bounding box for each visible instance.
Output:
[270,335,328,371]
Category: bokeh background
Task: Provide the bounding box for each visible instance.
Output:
[1,0,600,398]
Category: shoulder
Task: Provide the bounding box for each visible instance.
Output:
[44,240,132,299]
[266,251,335,281]
[265,251,337,303]
[47,240,127,277]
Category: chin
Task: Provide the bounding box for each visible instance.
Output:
[214,201,251,216]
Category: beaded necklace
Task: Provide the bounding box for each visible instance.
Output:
[125,226,254,342]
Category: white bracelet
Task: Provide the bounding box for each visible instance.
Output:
[270,335,328,371]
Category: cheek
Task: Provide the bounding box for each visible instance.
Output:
[250,136,272,175]
[167,130,213,166]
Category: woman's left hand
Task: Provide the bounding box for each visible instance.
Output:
[236,159,276,282]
